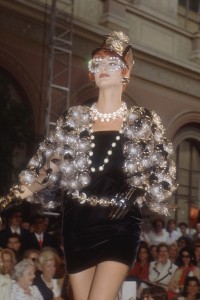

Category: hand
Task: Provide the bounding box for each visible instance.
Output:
[0,185,23,211]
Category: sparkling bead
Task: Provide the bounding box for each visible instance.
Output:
[89,151,93,156]
[91,167,96,172]
[91,135,95,140]
[88,160,92,164]
[91,143,95,148]
[111,142,116,147]
[99,166,104,171]
[104,158,109,163]
[116,136,120,140]
[108,150,112,155]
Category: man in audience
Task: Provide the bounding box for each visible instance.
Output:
[6,233,23,261]
[27,214,63,256]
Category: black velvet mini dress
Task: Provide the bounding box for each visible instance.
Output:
[62,131,142,274]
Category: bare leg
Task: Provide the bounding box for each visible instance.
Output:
[69,266,96,300]
[88,261,129,300]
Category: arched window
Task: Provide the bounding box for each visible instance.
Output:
[173,126,200,227]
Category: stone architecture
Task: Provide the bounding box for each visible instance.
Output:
[1,0,200,224]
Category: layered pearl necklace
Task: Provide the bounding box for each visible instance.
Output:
[90,102,127,122]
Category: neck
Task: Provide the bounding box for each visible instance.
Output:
[42,274,52,283]
[97,88,122,113]
[18,282,29,292]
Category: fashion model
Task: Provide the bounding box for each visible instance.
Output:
[0,31,177,300]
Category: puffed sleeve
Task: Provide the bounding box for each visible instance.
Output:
[123,107,177,215]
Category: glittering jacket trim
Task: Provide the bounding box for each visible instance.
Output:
[19,105,177,214]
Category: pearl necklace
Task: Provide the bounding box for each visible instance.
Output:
[90,102,127,122]
[88,131,122,172]
[41,275,53,290]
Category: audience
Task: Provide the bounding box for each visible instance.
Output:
[140,286,168,300]
[143,218,170,246]
[171,276,200,300]
[1,248,16,277]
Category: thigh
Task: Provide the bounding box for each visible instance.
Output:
[88,261,129,300]
[69,266,96,300]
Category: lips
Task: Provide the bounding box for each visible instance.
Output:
[99,73,110,78]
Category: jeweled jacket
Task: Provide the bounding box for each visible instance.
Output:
[19,105,177,215]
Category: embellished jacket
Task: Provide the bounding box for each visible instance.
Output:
[18,105,177,214]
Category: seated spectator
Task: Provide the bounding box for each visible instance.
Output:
[140,286,168,300]
[11,259,43,300]
[129,244,150,283]
[178,223,193,247]
[148,243,177,290]
[171,276,200,300]
[168,247,200,299]
[169,243,179,265]
[0,273,12,300]
[167,219,181,244]
[34,247,64,300]
[6,233,23,262]
[144,218,169,246]
[27,215,63,256]
[177,237,192,252]
[1,248,16,277]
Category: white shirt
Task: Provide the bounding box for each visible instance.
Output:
[10,282,43,300]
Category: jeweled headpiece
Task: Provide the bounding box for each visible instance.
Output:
[92,31,134,69]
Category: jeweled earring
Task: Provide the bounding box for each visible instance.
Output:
[122,76,129,84]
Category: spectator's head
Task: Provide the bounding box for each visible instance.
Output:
[152,218,165,232]
[181,276,200,298]
[6,233,21,252]
[168,243,179,262]
[177,236,188,250]
[137,245,149,263]
[178,222,188,235]
[178,247,194,267]
[31,215,46,234]
[149,245,158,261]
[38,247,61,281]
[23,249,40,270]
[167,219,177,232]
[140,286,168,300]
[12,259,35,288]
[1,248,16,275]
[157,243,169,264]
[8,209,22,228]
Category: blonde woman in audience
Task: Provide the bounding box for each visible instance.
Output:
[1,248,16,277]
[11,259,43,300]
[34,247,64,300]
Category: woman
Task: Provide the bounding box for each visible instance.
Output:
[129,244,150,284]
[23,249,40,271]
[0,31,177,300]
[171,276,200,300]
[168,247,200,299]
[10,259,43,300]
[33,247,64,300]
[169,243,179,265]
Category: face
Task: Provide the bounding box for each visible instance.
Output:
[187,280,199,296]
[169,245,178,258]
[7,237,21,251]
[168,221,176,231]
[19,265,35,287]
[181,251,191,265]
[139,247,149,261]
[41,259,56,279]
[27,252,39,269]
[154,221,163,231]
[9,212,22,227]
[150,246,158,259]
[158,246,169,262]
[2,253,14,274]
[33,218,45,234]
[89,55,127,90]
[179,225,187,234]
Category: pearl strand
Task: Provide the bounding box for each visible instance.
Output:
[90,102,127,122]
[88,131,122,172]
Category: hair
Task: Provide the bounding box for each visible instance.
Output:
[2,248,16,265]
[140,286,168,300]
[157,243,169,253]
[37,247,60,271]
[12,259,34,281]
[152,218,165,229]
[178,222,188,228]
[137,245,150,262]
[23,249,40,259]
[181,276,200,297]
[6,233,21,244]
[177,246,194,266]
